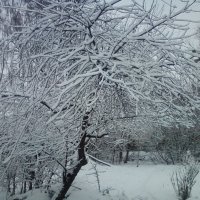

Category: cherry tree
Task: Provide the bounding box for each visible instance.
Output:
[0,0,200,199]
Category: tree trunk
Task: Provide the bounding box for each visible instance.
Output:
[124,150,129,163]
[55,133,87,200]
[112,149,115,164]
[55,158,87,200]
[11,175,16,195]
[55,110,91,200]
[7,175,11,193]
[23,181,27,193]
[119,151,123,164]
[28,171,35,190]
[136,151,140,167]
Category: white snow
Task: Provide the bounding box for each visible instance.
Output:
[0,189,7,200]
[68,161,200,200]
[1,161,200,200]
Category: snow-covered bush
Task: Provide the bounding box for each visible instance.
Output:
[171,161,199,200]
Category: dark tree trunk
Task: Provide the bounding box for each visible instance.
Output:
[11,175,16,195]
[28,171,35,190]
[7,175,11,193]
[119,151,123,164]
[55,158,87,200]
[29,182,32,191]
[124,150,129,163]
[112,149,115,164]
[23,181,27,193]
[55,110,91,200]
[55,133,87,200]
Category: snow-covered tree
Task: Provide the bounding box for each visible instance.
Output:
[0,0,200,199]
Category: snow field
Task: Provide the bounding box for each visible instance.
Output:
[68,162,200,200]
[1,162,200,200]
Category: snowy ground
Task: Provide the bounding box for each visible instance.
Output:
[68,161,200,200]
[1,161,200,200]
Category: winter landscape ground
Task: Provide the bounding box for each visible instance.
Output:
[1,158,200,200]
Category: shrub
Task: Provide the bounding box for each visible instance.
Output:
[171,163,199,200]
